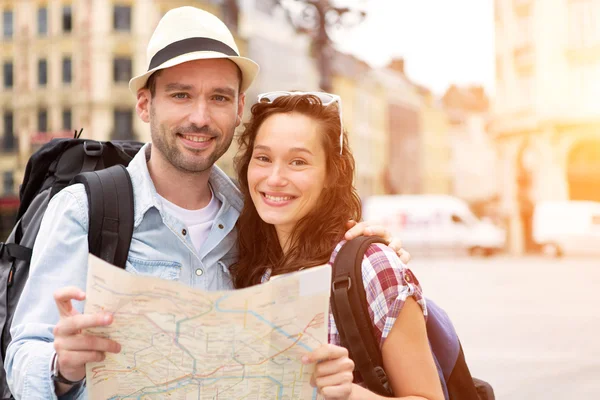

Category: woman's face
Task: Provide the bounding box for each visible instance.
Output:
[247,112,328,236]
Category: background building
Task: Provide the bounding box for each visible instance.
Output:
[378,59,452,197]
[331,51,387,198]
[492,0,600,254]
[443,85,498,215]
[0,0,230,237]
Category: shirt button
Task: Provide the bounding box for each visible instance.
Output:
[218,224,224,229]
[182,229,187,236]
[195,269,203,276]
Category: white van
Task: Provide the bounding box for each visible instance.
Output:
[533,200,600,257]
[363,195,506,256]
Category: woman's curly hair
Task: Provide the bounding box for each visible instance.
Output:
[231,94,362,289]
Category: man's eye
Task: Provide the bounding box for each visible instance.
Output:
[172,93,188,99]
[214,95,229,102]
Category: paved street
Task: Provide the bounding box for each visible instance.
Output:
[410,255,600,400]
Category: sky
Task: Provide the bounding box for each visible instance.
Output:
[331,0,495,96]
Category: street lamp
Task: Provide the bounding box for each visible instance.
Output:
[275,0,366,92]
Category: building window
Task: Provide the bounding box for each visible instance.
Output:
[63,6,72,33]
[516,76,535,110]
[38,109,48,133]
[3,171,14,195]
[113,109,134,140]
[38,59,48,86]
[2,112,15,151]
[568,0,600,49]
[515,15,533,49]
[114,6,131,31]
[571,63,600,110]
[2,10,13,38]
[113,57,132,83]
[496,56,503,82]
[62,109,72,131]
[3,62,13,88]
[62,57,72,84]
[38,7,48,35]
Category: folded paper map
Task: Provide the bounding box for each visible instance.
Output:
[84,254,331,400]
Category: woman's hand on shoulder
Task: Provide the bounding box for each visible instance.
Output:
[344,220,411,264]
[302,344,355,399]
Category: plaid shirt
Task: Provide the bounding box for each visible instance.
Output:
[327,241,427,350]
[262,241,427,384]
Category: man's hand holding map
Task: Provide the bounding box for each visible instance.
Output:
[83,254,331,400]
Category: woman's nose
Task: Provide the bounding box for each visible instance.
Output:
[266,165,288,187]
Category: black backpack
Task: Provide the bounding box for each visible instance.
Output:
[0,136,142,399]
[330,236,495,400]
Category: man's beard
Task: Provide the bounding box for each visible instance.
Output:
[150,107,234,173]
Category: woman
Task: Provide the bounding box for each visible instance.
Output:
[232,92,444,400]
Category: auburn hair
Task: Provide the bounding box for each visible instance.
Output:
[232,94,362,289]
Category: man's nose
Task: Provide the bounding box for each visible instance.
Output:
[188,100,212,126]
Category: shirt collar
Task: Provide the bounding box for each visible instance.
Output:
[127,143,244,228]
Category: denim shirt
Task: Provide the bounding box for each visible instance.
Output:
[5,144,243,399]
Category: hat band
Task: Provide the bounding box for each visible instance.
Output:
[148,37,239,71]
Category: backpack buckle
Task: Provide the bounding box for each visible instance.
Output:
[374,366,392,394]
[84,141,103,157]
[332,276,351,291]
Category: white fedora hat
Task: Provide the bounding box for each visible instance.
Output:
[129,6,259,94]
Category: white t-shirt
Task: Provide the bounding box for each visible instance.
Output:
[158,190,221,253]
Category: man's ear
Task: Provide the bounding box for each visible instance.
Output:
[236,93,246,127]
[136,89,151,123]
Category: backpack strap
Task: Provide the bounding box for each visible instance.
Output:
[330,235,392,396]
[72,165,134,268]
[0,243,32,263]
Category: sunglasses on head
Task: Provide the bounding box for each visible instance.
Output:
[256,91,344,155]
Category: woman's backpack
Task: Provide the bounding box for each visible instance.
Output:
[330,235,495,400]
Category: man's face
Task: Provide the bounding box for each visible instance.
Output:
[139,59,244,173]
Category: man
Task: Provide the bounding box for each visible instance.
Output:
[5,7,407,399]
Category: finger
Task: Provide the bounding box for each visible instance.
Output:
[57,349,106,380]
[54,333,121,354]
[386,237,404,253]
[302,344,348,365]
[53,287,86,318]
[320,383,353,400]
[54,313,113,337]
[362,225,392,242]
[399,249,412,264]
[316,372,354,391]
[313,357,354,378]
[343,221,368,240]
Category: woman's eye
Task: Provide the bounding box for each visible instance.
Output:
[291,160,307,166]
[254,155,270,162]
